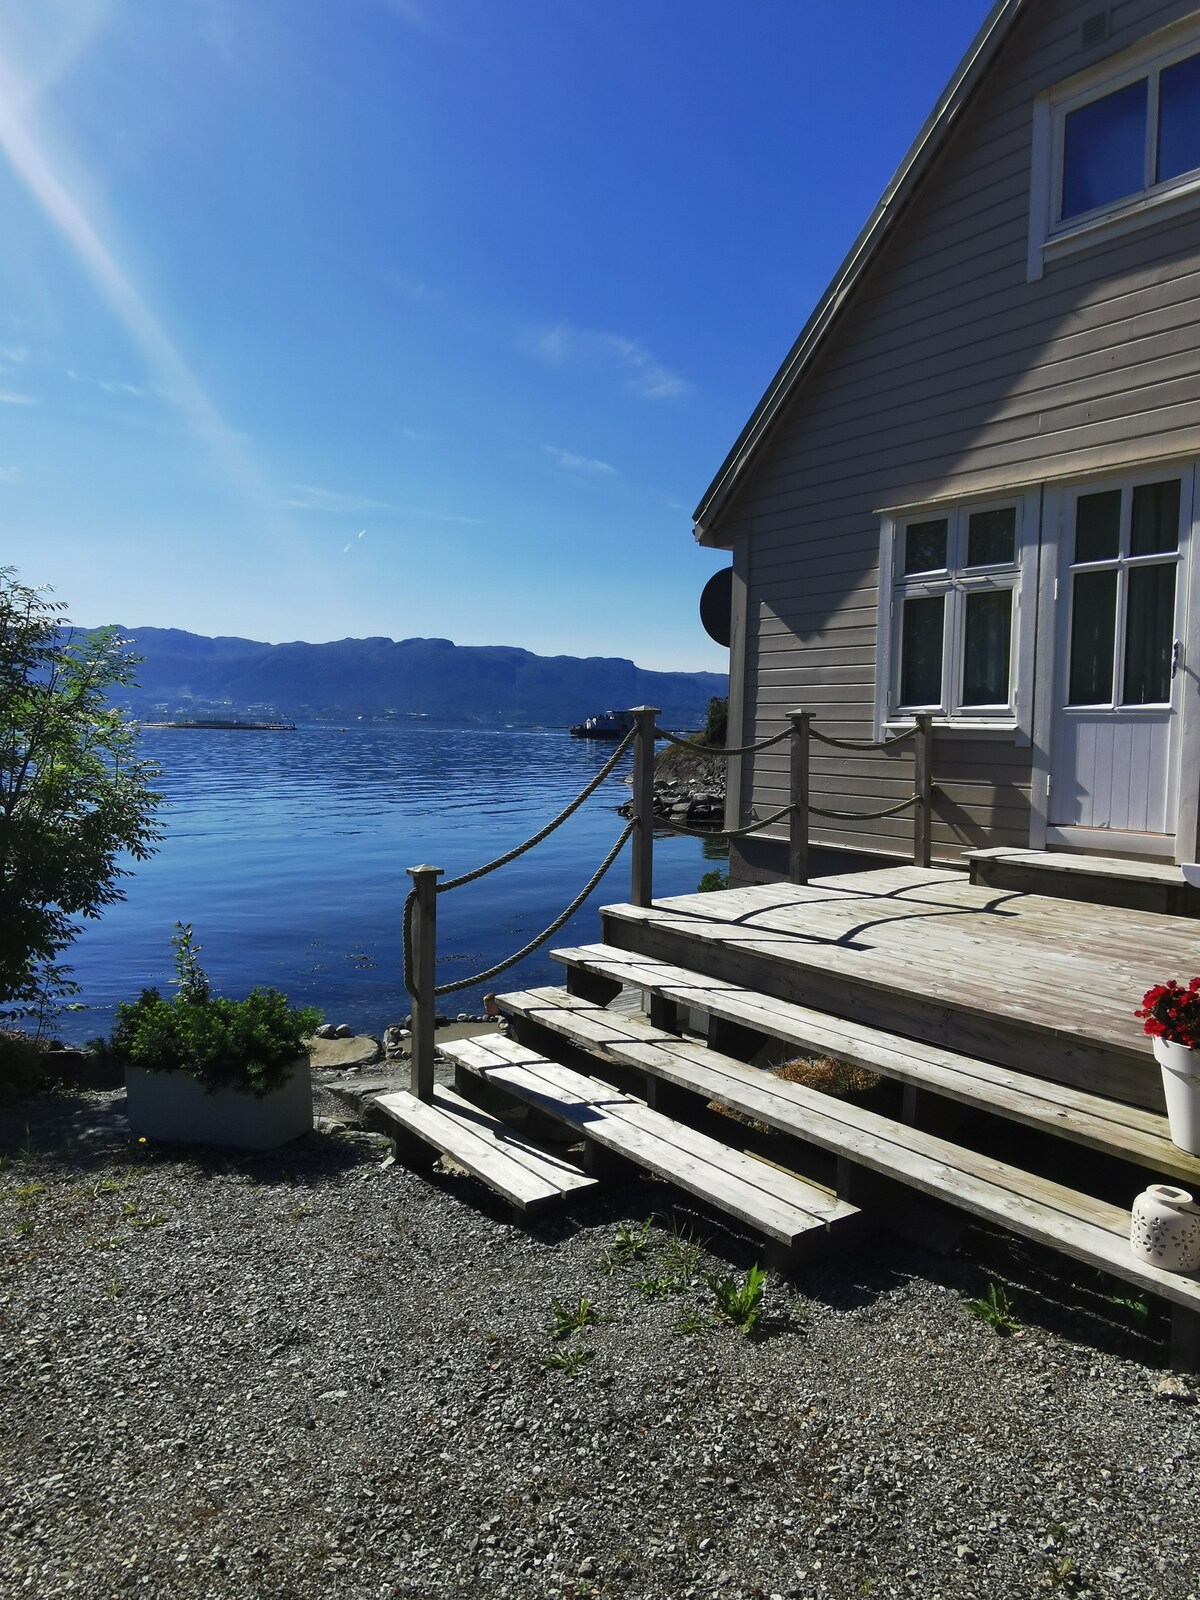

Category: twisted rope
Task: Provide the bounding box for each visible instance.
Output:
[808,793,919,822]
[809,725,918,752]
[656,800,795,840]
[428,820,636,996]
[652,724,790,758]
[436,726,634,894]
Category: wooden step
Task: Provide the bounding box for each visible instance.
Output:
[966,847,1200,916]
[441,1033,860,1250]
[550,942,1200,1187]
[372,1084,597,1213]
[493,986,1200,1321]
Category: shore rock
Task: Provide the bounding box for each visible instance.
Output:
[305,1033,383,1071]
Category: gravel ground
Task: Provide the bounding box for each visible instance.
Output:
[2,1085,1199,1600]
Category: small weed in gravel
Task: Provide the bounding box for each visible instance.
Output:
[964,1280,1020,1335]
[541,1347,595,1377]
[636,1272,683,1301]
[599,1217,651,1273]
[706,1262,766,1336]
[548,1295,600,1341]
[672,1305,717,1339]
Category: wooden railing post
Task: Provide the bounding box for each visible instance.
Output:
[788,709,810,885]
[630,706,660,908]
[913,714,933,869]
[408,864,443,1101]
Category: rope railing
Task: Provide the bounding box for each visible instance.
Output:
[652,800,795,841]
[437,726,634,894]
[809,793,919,822]
[810,724,918,752]
[652,723,791,758]
[406,820,635,1000]
[402,703,934,1102]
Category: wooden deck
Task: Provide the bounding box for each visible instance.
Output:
[600,865,1200,1112]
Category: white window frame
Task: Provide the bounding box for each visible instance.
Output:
[875,492,1038,739]
[1028,13,1200,281]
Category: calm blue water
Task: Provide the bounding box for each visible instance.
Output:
[56,723,724,1044]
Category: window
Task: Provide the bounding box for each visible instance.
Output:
[878,495,1035,732]
[1064,476,1182,709]
[1029,19,1200,278]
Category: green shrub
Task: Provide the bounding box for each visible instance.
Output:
[697,869,729,893]
[90,924,321,1098]
[703,696,728,747]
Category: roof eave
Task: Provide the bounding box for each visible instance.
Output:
[691,0,1030,539]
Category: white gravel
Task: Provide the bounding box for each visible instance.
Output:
[1,1086,1198,1600]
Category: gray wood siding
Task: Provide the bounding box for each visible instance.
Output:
[715,0,1200,866]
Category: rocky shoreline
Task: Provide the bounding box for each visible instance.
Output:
[618,740,728,828]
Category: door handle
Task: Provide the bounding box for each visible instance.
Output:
[1173,639,1182,677]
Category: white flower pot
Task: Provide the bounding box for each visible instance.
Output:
[1153,1037,1200,1156]
[1130,1183,1200,1272]
[125,1057,312,1150]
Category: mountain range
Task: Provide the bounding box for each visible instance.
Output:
[101,627,728,727]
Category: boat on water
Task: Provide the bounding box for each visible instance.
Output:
[139,718,296,731]
[569,709,635,740]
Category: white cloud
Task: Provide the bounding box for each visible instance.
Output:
[286,483,392,514]
[543,445,616,476]
[0,466,18,481]
[0,391,35,405]
[98,378,151,398]
[530,322,689,399]
[0,49,272,510]
[0,344,28,363]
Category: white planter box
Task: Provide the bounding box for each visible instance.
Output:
[125,1057,313,1150]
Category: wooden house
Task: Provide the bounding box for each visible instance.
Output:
[695,0,1200,881]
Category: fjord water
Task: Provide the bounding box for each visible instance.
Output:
[57,723,722,1044]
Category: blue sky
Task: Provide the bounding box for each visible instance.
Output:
[0,0,993,672]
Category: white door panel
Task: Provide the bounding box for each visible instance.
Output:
[1049,471,1191,840]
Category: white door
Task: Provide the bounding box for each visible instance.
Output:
[1049,471,1191,843]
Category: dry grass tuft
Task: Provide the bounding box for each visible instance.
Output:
[706,1054,883,1128]
[771,1055,883,1099]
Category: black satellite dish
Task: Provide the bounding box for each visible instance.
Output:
[700,568,733,648]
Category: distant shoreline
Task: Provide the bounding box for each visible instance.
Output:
[139,718,296,731]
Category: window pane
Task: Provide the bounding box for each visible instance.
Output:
[903,519,948,575]
[1158,51,1200,183]
[1068,569,1118,704]
[961,589,1012,706]
[966,507,1016,567]
[1062,78,1148,219]
[1122,564,1176,704]
[1074,489,1121,563]
[1130,479,1181,555]
[900,596,944,707]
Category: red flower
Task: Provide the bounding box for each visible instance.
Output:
[1137,978,1200,1049]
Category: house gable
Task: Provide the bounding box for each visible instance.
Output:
[708,0,1200,870]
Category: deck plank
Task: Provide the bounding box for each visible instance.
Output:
[373,1084,596,1210]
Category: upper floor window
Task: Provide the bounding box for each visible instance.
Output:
[1029,18,1200,278]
